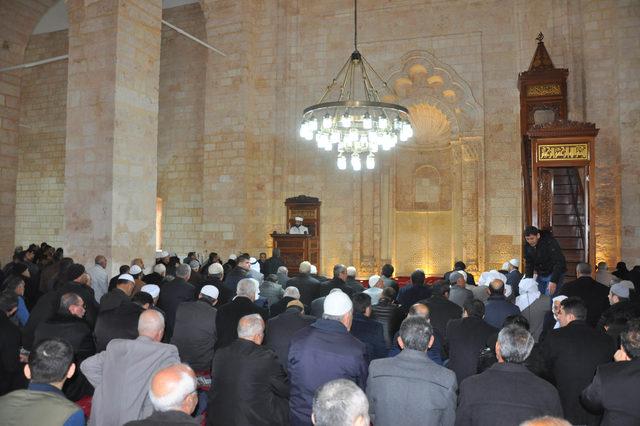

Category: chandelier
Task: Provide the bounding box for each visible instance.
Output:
[299,0,413,171]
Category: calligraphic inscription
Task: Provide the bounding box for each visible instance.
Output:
[289,209,317,220]
[537,143,589,162]
[527,83,561,97]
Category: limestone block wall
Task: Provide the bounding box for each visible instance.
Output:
[157,4,205,255]
[15,30,68,247]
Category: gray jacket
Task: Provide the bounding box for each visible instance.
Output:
[259,281,285,306]
[367,348,457,426]
[520,295,551,342]
[449,286,474,309]
[81,335,180,426]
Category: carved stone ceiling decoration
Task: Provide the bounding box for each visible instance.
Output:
[407,103,451,148]
[385,50,483,151]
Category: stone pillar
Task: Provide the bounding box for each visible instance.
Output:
[200,0,260,254]
[64,0,161,269]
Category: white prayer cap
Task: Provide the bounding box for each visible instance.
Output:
[129,265,142,276]
[324,290,353,316]
[200,285,219,299]
[295,216,303,222]
[478,272,492,286]
[310,264,318,274]
[329,288,343,294]
[189,260,200,270]
[208,263,224,275]
[141,284,160,299]
[509,258,520,268]
[502,262,511,271]
[155,250,169,259]
[619,280,635,290]
[552,295,568,304]
[118,273,134,282]
[518,278,538,294]
[249,258,261,273]
[229,254,237,260]
[489,270,507,284]
[369,275,381,288]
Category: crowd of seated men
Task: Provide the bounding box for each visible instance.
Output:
[1,242,640,426]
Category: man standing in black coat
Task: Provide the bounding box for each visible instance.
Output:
[157,264,196,341]
[524,225,567,296]
[100,273,135,312]
[58,263,99,328]
[456,325,563,425]
[541,297,616,425]
[560,263,610,327]
[446,299,497,384]
[215,278,268,349]
[421,281,463,341]
[264,300,315,370]
[34,292,95,401]
[223,254,250,295]
[171,285,219,372]
[265,248,285,275]
[581,318,640,425]
[208,314,289,425]
[285,261,321,305]
[94,292,150,351]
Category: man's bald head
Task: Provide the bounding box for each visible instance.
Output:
[489,279,505,295]
[408,303,429,319]
[138,309,165,341]
[149,363,197,415]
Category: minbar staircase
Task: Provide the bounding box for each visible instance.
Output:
[551,168,586,281]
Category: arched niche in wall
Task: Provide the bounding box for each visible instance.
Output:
[382,50,485,274]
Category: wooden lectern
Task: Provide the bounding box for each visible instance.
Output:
[272,195,321,274]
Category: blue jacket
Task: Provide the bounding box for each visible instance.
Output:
[288,319,368,426]
[350,313,387,361]
[396,284,432,307]
[484,295,520,329]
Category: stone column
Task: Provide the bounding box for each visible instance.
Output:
[200,0,261,254]
[64,0,161,269]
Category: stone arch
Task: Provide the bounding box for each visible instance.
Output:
[0,0,64,259]
[384,50,483,150]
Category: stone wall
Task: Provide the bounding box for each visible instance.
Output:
[157,4,205,255]
[6,0,640,271]
[15,30,68,247]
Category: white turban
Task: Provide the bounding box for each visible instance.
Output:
[516,278,541,312]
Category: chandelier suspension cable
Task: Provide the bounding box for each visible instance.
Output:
[354,0,358,51]
[298,0,414,171]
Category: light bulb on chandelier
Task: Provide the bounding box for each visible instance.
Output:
[298,0,413,171]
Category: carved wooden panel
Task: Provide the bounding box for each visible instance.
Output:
[538,168,554,230]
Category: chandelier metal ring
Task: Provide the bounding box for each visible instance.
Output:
[303,101,409,116]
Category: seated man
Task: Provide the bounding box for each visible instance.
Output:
[367,316,457,426]
[312,379,369,426]
[34,292,95,401]
[288,291,368,426]
[170,285,218,372]
[581,318,640,425]
[484,279,520,329]
[0,339,85,426]
[207,314,289,425]
[81,309,181,425]
[446,299,497,384]
[456,325,563,425]
[215,278,268,349]
[94,292,151,352]
[350,293,387,361]
[125,364,199,425]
